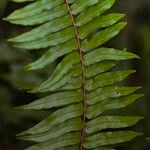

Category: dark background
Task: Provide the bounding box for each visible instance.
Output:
[0,0,150,150]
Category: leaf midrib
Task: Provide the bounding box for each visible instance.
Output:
[64,1,87,149]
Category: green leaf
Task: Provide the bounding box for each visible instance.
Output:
[79,13,125,39]
[68,0,76,4]
[86,116,143,134]
[8,16,72,43]
[18,118,83,142]
[87,94,144,119]
[36,72,72,92]
[25,39,77,71]
[82,22,127,52]
[86,60,118,78]
[86,70,135,91]
[76,0,115,26]
[5,4,67,25]
[56,145,79,150]
[6,0,64,20]
[12,0,35,3]
[13,27,75,49]
[88,86,141,105]
[32,52,80,92]
[84,131,142,149]
[59,77,83,91]
[15,90,83,110]
[71,0,101,15]
[84,47,139,66]
[93,148,116,150]
[25,132,80,150]
[20,103,83,135]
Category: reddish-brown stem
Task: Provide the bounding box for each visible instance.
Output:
[64,1,87,150]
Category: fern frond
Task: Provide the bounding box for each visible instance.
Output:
[6,0,144,149]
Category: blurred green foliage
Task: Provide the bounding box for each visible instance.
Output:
[0,0,150,150]
[0,0,8,17]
